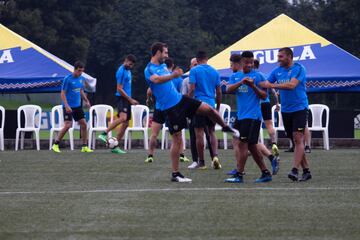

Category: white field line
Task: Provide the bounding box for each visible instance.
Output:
[0,187,359,196]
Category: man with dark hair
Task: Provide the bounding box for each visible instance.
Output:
[188,50,222,170]
[225,51,272,183]
[261,47,311,182]
[98,54,139,154]
[145,57,189,163]
[52,61,93,153]
[254,58,280,174]
[144,42,234,183]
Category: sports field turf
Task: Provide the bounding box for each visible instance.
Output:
[0,149,359,239]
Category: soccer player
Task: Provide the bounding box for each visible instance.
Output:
[51,61,93,153]
[144,42,234,183]
[254,59,280,156]
[225,52,272,183]
[98,54,138,154]
[188,51,222,170]
[261,47,311,182]
[145,57,189,163]
[183,58,215,169]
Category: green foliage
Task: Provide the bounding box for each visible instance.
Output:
[1,0,360,107]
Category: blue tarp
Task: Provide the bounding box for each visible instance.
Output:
[208,14,360,92]
[0,24,96,93]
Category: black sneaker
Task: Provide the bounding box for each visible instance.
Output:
[171,172,192,183]
[255,171,272,183]
[284,147,294,152]
[299,172,312,182]
[305,145,311,153]
[288,171,299,181]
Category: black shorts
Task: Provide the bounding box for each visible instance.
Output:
[233,118,261,145]
[152,108,166,124]
[116,96,131,121]
[281,108,308,139]
[63,107,85,122]
[192,114,215,129]
[165,96,202,134]
[261,102,272,121]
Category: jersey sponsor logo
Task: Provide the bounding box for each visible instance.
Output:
[231,45,316,65]
[237,85,248,93]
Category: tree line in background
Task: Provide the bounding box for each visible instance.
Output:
[1,0,359,109]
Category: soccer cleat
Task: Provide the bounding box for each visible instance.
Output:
[145,155,154,163]
[211,156,222,169]
[226,168,237,175]
[98,133,108,144]
[111,147,126,154]
[284,147,294,152]
[288,171,299,181]
[188,162,198,169]
[255,172,272,183]
[171,172,192,183]
[221,125,240,137]
[299,172,312,182]
[271,156,280,175]
[305,145,311,153]
[179,155,190,162]
[271,143,279,156]
[225,173,244,183]
[196,161,207,170]
[81,146,93,153]
[51,144,61,153]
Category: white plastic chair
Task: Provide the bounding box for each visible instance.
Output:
[49,105,75,150]
[214,104,231,149]
[161,124,186,150]
[15,105,42,151]
[259,124,264,144]
[308,104,330,150]
[88,104,114,149]
[0,106,4,151]
[271,104,285,143]
[124,105,149,150]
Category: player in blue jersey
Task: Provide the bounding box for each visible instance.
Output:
[145,57,189,163]
[254,59,280,156]
[189,50,222,170]
[261,47,311,182]
[98,54,139,154]
[224,52,272,183]
[51,61,93,153]
[144,42,234,183]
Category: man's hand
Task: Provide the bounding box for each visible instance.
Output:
[260,81,272,89]
[130,99,139,105]
[275,104,280,112]
[65,106,72,113]
[146,97,153,106]
[244,77,255,88]
[84,100,91,108]
[172,67,183,78]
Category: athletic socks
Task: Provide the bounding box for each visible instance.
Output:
[267,154,275,163]
[291,167,298,174]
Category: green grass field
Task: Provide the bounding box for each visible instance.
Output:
[0,149,359,239]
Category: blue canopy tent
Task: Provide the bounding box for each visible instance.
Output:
[208,14,360,92]
[0,24,96,93]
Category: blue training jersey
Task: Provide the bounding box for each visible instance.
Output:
[268,63,308,113]
[172,76,183,93]
[229,70,265,121]
[189,64,220,108]
[61,74,84,108]
[115,65,132,97]
[257,71,270,104]
[144,62,182,111]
